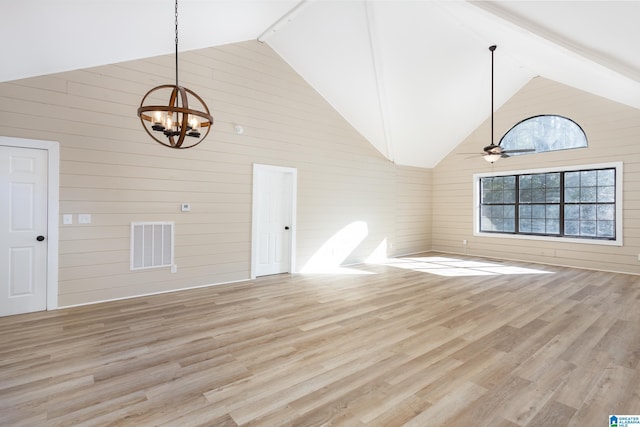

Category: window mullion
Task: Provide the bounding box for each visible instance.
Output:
[515,176,520,233]
[560,172,565,236]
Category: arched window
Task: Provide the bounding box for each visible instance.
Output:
[500,115,587,156]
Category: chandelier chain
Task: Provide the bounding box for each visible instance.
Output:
[175,0,179,46]
[174,0,179,87]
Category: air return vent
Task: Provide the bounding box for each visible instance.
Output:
[130,222,174,270]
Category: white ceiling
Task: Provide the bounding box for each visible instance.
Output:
[4,1,640,168]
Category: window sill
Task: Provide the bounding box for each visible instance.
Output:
[474,230,622,246]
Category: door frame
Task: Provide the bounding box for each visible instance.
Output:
[251,164,297,280]
[0,136,59,311]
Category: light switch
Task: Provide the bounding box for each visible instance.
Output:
[78,214,91,224]
[63,214,73,225]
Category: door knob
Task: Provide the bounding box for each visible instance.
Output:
[36,235,45,241]
[284,226,290,230]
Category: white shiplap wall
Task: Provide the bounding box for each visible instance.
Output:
[0,41,432,307]
[433,77,640,274]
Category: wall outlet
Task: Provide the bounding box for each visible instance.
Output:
[78,214,91,224]
[181,203,191,212]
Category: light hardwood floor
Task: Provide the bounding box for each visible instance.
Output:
[1,253,639,426]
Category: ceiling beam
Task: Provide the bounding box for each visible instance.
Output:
[471,1,640,84]
[258,0,313,43]
[365,1,394,163]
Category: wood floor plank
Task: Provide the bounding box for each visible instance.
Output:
[1,252,639,425]
[452,374,532,427]
[525,400,577,427]
[403,381,487,427]
[567,364,640,427]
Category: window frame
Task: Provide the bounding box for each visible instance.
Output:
[473,162,623,246]
[499,114,588,156]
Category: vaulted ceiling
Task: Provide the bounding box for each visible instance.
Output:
[4,1,640,168]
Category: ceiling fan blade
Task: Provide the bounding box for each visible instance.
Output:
[502,148,535,154]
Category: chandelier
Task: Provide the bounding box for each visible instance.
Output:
[137,0,213,149]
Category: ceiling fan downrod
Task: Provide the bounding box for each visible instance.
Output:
[489,44,496,147]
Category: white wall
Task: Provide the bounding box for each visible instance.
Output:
[434,77,640,274]
[0,41,432,306]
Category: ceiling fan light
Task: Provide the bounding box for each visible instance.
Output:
[484,153,502,163]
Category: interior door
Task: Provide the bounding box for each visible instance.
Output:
[0,146,48,316]
[253,165,296,277]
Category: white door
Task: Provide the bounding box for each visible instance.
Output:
[253,165,296,277]
[0,146,48,316]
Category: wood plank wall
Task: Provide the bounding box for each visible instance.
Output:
[433,77,640,274]
[0,41,432,307]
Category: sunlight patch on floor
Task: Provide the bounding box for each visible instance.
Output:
[378,256,553,277]
[300,267,375,275]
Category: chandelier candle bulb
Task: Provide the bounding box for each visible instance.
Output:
[189,116,199,130]
[188,116,201,137]
[151,111,165,131]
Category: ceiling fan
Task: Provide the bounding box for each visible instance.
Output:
[468,45,534,163]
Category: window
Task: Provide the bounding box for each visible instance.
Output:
[564,169,616,238]
[518,172,561,235]
[500,115,587,155]
[475,163,622,245]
